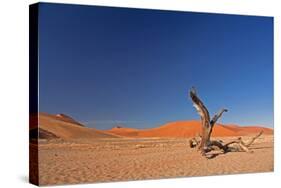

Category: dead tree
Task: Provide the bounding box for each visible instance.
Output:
[189,87,263,157]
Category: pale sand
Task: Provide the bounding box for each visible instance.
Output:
[31,135,273,186]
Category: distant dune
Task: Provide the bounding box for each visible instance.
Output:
[30,113,120,140]
[107,120,273,138]
[30,113,273,140]
[108,126,140,137]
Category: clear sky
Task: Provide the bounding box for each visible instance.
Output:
[38,3,273,129]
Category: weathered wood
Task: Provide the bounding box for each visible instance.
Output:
[189,87,263,157]
[189,87,212,155]
[208,109,228,143]
[189,87,228,155]
[189,131,263,154]
[244,130,263,147]
[189,138,198,148]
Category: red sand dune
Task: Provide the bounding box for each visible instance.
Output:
[109,126,139,137]
[30,113,273,140]
[30,113,121,140]
[54,113,85,126]
[107,120,273,138]
[29,112,84,129]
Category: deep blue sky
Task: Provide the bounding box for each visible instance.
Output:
[38,3,273,129]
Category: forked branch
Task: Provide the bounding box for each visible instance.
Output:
[188,87,263,158]
[210,109,228,126]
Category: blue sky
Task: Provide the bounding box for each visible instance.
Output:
[38,3,273,129]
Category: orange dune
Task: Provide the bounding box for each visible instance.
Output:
[107,120,273,138]
[54,113,85,126]
[233,126,273,135]
[30,113,121,140]
[108,126,139,137]
[30,113,273,140]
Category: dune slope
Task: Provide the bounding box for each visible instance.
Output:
[108,121,273,138]
[30,113,120,140]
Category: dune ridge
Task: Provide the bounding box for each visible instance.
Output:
[107,120,273,138]
[30,113,273,140]
[30,113,121,140]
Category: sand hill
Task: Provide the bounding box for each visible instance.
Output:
[30,113,273,140]
[30,113,120,140]
[107,120,273,138]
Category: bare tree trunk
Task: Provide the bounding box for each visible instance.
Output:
[189,87,262,157]
[189,87,227,155]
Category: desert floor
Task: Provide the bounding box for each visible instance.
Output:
[31,135,273,185]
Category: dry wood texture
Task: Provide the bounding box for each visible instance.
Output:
[189,87,263,158]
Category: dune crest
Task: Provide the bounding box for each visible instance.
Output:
[30,113,273,140]
[107,120,273,138]
[30,113,121,140]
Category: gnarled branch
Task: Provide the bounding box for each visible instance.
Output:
[189,87,210,125]
[189,131,263,154]
[189,87,227,155]
[245,130,263,147]
[210,109,228,126]
[188,87,262,158]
